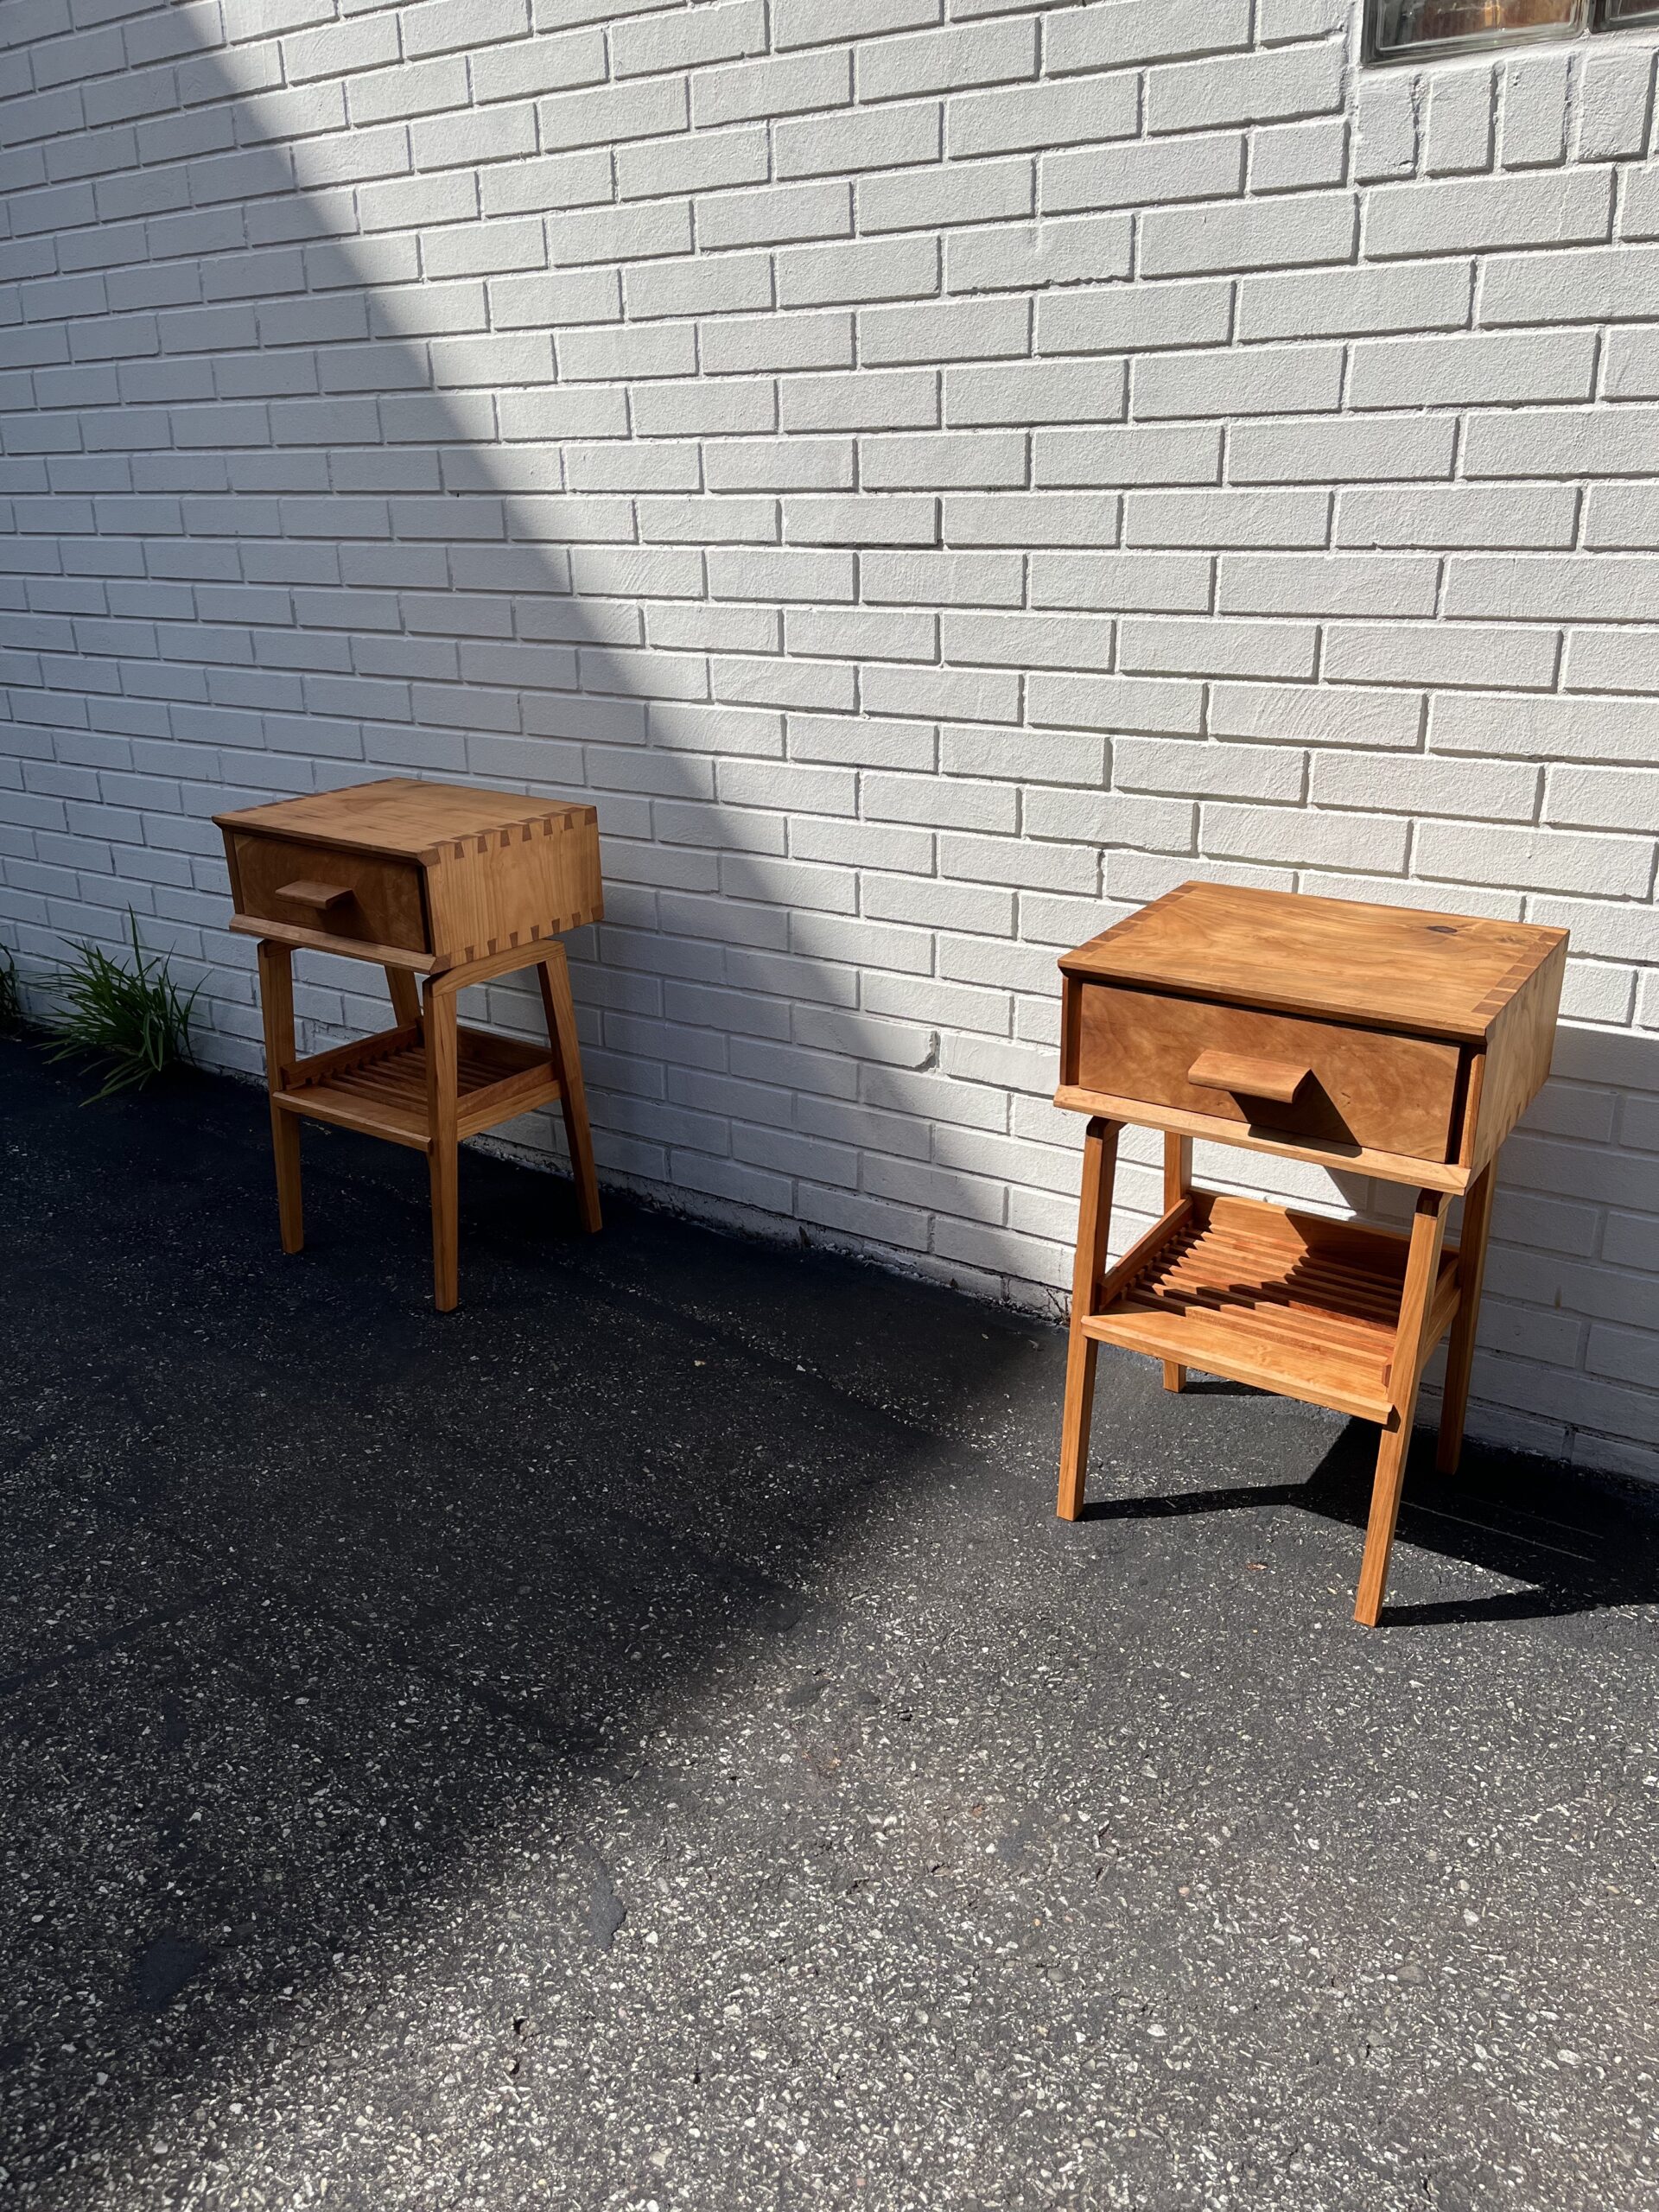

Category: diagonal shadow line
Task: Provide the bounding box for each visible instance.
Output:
[0,1587,235,1703]
[0,1038,1044,2201]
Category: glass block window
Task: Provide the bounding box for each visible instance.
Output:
[1369,2,1585,61]
[1598,0,1659,22]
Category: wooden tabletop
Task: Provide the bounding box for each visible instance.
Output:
[213,778,591,861]
[1059,880,1567,1042]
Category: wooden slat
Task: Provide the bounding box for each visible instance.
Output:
[455,1060,563,1139]
[1052,1082,1472,1192]
[230,914,438,972]
[272,1022,558,1154]
[273,1086,428,1149]
[1076,1190,1465,1424]
[1084,1305,1393,1424]
[285,1024,422,1091]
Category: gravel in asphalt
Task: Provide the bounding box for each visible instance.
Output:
[2,1039,1656,2211]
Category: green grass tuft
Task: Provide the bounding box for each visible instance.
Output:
[44,912,199,1103]
[0,944,19,1034]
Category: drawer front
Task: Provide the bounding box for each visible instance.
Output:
[230,832,430,956]
[1073,984,1461,1162]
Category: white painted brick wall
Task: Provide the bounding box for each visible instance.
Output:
[3,1,1657,1478]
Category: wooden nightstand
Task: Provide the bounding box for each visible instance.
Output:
[1053,880,1567,1626]
[216,778,604,1312]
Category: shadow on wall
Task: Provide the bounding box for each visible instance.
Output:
[1318,1018,1659,1474]
[2,20,1011,1287]
[3,15,1656,1480]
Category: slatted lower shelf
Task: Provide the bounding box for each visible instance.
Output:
[1083,1192,1459,1423]
[275,1023,562,1148]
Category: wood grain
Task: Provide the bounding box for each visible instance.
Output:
[1052,1083,1471,1193]
[229,776,608,1312]
[257,938,303,1255]
[1052,881,1565,1626]
[229,833,429,955]
[217,778,602,971]
[1060,879,1567,1042]
[1057,1116,1117,1522]
[1073,984,1462,1163]
[1355,1192,1451,1628]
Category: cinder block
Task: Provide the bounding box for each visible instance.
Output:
[1465,405,1659,478]
[1141,191,1356,279]
[1432,690,1659,764]
[860,296,1029,366]
[1048,0,1250,73]
[1039,282,1235,358]
[1311,752,1539,820]
[694,48,852,130]
[1324,621,1560,690]
[1577,47,1656,162]
[1498,52,1572,171]
[1338,484,1578,550]
[1252,118,1348,195]
[1351,328,1597,410]
[947,73,1138,159]
[1230,416,1457,484]
[1042,132,1244,217]
[1367,168,1613,257]
[861,156,1033,235]
[859,17,1036,104]
[1147,44,1345,136]
[1134,344,1344,420]
[947,214,1132,296]
[773,99,940,180]
[947,358,1126,426]
[1121,619,1319,681]
[1238,261,1472,343]
[1035,423,1222,487]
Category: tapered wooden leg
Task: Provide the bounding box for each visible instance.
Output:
[1057,1116,1119,1521]
[424,979,460,1313]
[1355,1191,1450,1627]
[537,942,601,1235]
[1436,1165,1495,1476]
[384,963,423,1031]
[1161,1131,1192,1394]
[257,939,303,1255]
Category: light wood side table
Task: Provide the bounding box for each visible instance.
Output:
[1053,881,1567,1626]
[216,777,604,1312]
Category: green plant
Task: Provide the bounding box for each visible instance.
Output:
[44,911,199,1102]
[0,943,19,1034]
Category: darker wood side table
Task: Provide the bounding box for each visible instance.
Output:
[1053,880,1567,1626]
[216,777,604,1312]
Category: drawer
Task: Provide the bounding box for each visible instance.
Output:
[1072,984,1462,1163]
[229,831,430,957]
